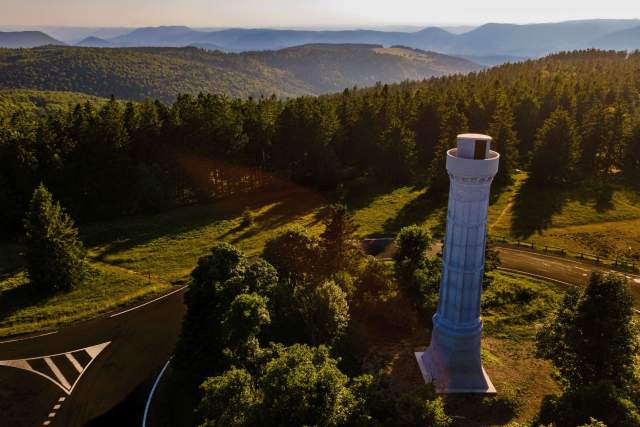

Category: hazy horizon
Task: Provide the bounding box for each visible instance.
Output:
[2,0,639,28]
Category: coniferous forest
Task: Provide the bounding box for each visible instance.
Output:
[2,49,640,240]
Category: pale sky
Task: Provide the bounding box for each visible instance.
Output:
[2,0,639,27]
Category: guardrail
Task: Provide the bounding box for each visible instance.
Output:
[489,234,639,273]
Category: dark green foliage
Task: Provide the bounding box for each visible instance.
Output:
[240,207,254,228]
[23,184,86,292]
[427,106,468,196]
[198,344,362,427]
[393,225,432,266]
[355,257,393,300]
[309,281,350,345]
[263,226,322,284]
[174,243,279,379]
[222,293,271,363]
[487,89,518,187]
[320,204,362,275]
[529,109,580,185]
[537,381,640,427]
[536,273,639,390]
[0,45,479,101]
[258,344,355,426]
[199,368,259,427]
[393,387,452,427]
[3,50,640,239]
[536,273,640,426]
[393,225,441,312]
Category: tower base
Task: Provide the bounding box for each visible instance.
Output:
[415,350,496,394]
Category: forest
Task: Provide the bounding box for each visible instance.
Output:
[1,49,640,240]
[0,45,479,101]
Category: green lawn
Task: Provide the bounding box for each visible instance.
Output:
[1,173,638,337]
[0,263,169,337]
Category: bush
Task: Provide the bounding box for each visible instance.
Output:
[309,280,350,345]
[241,207,254,228]
[537,381,640,427]
[198,368,258,427]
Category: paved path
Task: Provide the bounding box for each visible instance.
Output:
[1,244,638,426]
[0,286,187,427]
[495,245,640,290]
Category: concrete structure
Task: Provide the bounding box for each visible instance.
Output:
[415,133,499,394]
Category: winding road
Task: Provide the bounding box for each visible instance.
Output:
[0,246,638,426]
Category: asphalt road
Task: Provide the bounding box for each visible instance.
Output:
[0,245,638,427]
[0,286,187,427]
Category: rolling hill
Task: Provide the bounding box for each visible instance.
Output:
[76,36,114,47]
[0,44,481,101]
[0,89,107,116]
[0,31,64,48]
[592,25,640,50]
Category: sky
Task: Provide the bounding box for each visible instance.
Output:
[2,0,639,28]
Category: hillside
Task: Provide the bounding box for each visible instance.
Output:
[0,31,64,48]
[76,36,114,47]
[0,89,107,117]
[593,25,640,50]
[0,45,481,101]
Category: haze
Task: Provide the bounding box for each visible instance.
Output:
[2,0,639,27]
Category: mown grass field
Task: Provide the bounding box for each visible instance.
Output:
[0,263,169,337]
[1,172,638,336]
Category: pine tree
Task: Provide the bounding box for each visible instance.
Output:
[24,184,87,292]
[487,90,518,187]
[320,204,361,275]
[428,107,468,195]
[529,109,580,185]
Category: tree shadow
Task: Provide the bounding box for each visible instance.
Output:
[0,280,55,324]
[87,183,325,261]
[340,175,404,212]
[444,395,519,427]
[382,190,448,237]
[0,243,25,283]
[229,189,327,244]
[510,180,568,239]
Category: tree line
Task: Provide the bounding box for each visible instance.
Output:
[2,49,640,238]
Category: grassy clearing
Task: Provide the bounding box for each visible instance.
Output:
[450,271,564,425]
[1,171,638,337]
[0,263,170,337]
[488,173,640,259]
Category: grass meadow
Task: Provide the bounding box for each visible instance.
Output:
[1,173,639,336]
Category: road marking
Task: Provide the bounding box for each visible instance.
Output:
[497,267,577,288]
[0,331,58,345]
[111,286,188,318]
[142,358,172,427]
[0,341,110,395]
[44,357,71,391]
[65,352,83,373]
[497,246,640,280]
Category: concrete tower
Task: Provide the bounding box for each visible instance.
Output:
[416,133,499,394]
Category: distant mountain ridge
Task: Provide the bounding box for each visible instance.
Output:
[3,19,640,62]
[0,31,64,48]
[0,44,481,101]
[592,25,640,50]
[97,20,640,57]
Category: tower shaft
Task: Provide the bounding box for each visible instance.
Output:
[415,134,499,394]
